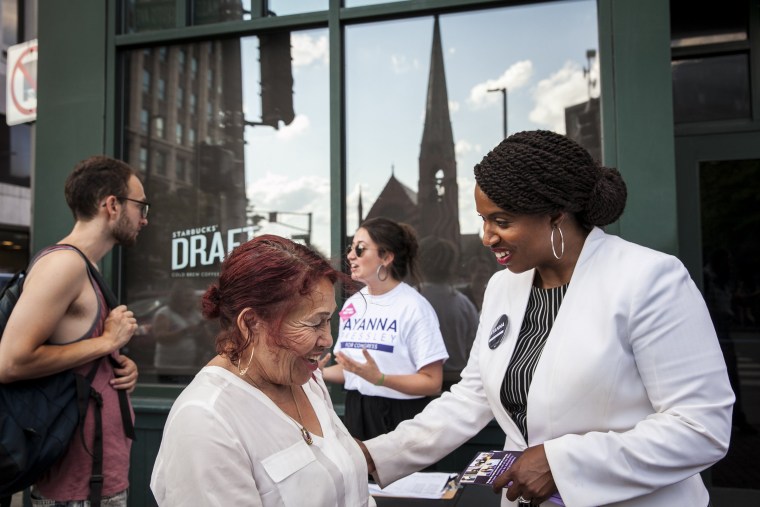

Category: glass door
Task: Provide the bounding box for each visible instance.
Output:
[676,132,760,505]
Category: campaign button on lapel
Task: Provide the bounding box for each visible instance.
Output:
[488,314,509,349]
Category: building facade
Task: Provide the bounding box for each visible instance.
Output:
[20,0,760,505]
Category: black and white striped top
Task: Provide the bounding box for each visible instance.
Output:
[500,283,569,442]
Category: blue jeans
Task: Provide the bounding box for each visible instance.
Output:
[30,488,128,507]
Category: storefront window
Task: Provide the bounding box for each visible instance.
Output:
[345,1,600,312]
[121,29,330,384]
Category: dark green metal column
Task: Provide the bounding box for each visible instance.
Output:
[34,0,110,252]
[597,0,678,254]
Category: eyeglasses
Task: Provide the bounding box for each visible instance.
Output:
[118,197,151,219]
[345,244,374,258]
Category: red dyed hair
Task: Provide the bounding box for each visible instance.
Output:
[202,235,352,363]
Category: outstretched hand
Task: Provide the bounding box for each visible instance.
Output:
[491,445,557,505]
[335,348,383,385]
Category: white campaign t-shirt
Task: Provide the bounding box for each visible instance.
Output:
[335,282,448,399]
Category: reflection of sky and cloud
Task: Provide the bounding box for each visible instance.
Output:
[241,29,330,249]
[241,1,598,255]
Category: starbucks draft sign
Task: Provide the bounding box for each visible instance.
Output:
[170,223,257,278]
[6,39,38,126]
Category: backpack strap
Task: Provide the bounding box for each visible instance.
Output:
[55,244,118,309]
[88,382,104,507]
[82,358,135,507]
[76,360,104,507]
[108,355,136,440]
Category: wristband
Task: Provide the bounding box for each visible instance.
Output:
[375,373,385,386]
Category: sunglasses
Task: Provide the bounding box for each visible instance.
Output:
[345,244,375,258]
[118,196,151,219]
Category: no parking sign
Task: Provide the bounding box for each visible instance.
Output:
[6,39,38,126]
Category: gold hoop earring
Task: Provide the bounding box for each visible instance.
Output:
[551,225,565,260]
[237,337,255,376]
[376,264,389,282]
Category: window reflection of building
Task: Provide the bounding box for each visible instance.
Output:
[566,50,601,163]
[120,15,329,381]
[122,33,248,382]
[123,38,247,296]
[565,97,601,163]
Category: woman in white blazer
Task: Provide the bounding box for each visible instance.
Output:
[361,130,734,507]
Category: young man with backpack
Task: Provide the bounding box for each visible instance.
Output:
[0,155,147,506]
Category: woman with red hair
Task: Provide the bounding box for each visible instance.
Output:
[151,235,374,506]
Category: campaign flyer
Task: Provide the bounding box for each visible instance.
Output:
[458,450,565,506]
[459,450,522,485]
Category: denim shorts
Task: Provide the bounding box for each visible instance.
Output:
[30,488,128,507]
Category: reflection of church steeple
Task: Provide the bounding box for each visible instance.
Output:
[365,16,460,246]
[418,15,460,250]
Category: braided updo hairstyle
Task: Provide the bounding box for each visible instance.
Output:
[474,130,627,227]
[201,235,351,364]
[360,217,421,286]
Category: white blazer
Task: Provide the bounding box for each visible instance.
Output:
[365,228,734,507]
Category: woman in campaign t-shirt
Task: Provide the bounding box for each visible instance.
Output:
[321,217,448,440]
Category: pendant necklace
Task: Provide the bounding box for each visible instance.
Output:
[243,369,313,446]
[289,385,314,446]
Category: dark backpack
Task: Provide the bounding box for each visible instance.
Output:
[0,245,135,507]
